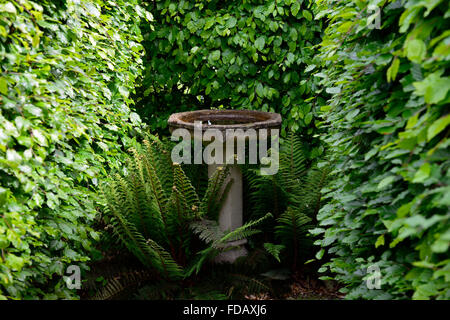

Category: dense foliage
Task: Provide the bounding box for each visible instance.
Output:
[1,0,448,301]
[312,0,450,299]
[100,137,273,297]
[0,0,149,299]
[101,137,232,279]
[137,0,324,146]
[244,134,330,268]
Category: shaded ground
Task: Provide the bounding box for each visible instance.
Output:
[81,250,343,300]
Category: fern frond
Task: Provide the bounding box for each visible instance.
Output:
[107,201,183,279]
[243,166,283,219]
[140,140,170,218]
[231,274,271,295]
[275,206,313,268]
[145,238,184,279]
[172,163,200,218]
[190,219,224,247]
[90,269,155,300]
[279,133,307,191]
[242,132,332,267]
[199,165,232,219]
[219,212,273,244]
[188,213,273,274]
[275,207,312,241]
[143,136,174,194]
[100,137,200,280]
[184,246,216,278]
[300,166,332,217]
[183,163,209,199]
[122,150,162,239]
[263,243,285,263]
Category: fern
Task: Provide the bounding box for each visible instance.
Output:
[90,269,155,300]
[230,273,271,295]
[278,132,307,194]
[242,132,332,267]
[199,166,233,220]
[101,136,231,280]
[300,166,332,218]
[104,188,183,278]
[263,243,285,263]
[275,207,313,269]
[187,213,273,275]
[191,213,272,249]
[244,168,285,219]
[220,213,272,244]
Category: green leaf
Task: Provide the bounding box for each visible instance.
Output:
[226,17,237,28]
[326,87,341,94]
[6,254,25,270]
[205,18,215,30]
[315,248,325,259]
[413,72,450,104]
[256,82,264,98]
[305,64,316,73]
[32,129,47,146]
[0,2,17,14]
[413,283,438,300]
[427,114,450,141]
[375,234,385,248]
[397,202,412,218]
[431,239,449,253]
[405,39,427,63]
[130,112,141,125]
[269,21,278,32]
[387,57,400,82]
[0,77,8,95]
[406,113,419,129]
[282,95,290,107]
[304,113,313,125]
[337,21,352,33]
[412,163,431,183]
[210,50,221,61]
[291,2,300,16]
[118,86,129,99]
[302,10,313,21]
[32,33,40,48]
[377,176,395,190]
[255,36,265,51]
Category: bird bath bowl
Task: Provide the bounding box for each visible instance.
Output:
[168,110,281,263]
[168,109,281,132]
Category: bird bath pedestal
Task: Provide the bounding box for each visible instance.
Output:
[168,110,281,263]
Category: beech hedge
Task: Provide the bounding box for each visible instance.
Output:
[312,0,449,299]
[0,0,149,299]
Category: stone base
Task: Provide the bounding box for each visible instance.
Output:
[208,164,248,264]
[214,239,248,264]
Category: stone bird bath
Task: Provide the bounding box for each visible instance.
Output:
[168,109,281,263]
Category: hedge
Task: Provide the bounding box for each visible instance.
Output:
[0,0,149,299]
[312,0,449,299]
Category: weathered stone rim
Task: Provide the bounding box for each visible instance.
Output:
[168,109,282,132]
